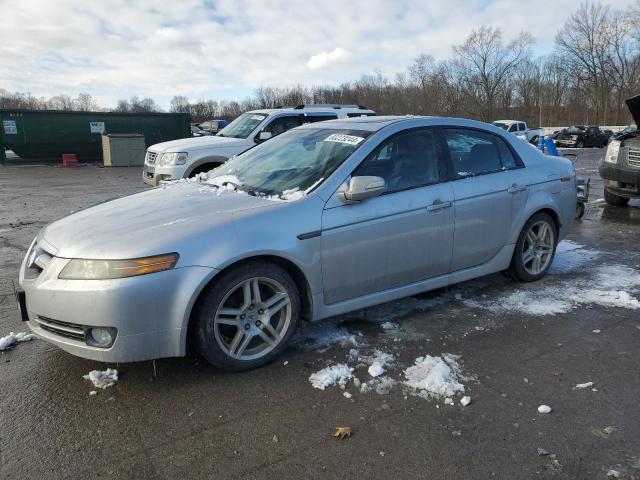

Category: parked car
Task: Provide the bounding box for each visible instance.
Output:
[555,125,612,148]
[609,124,637,143]
[492,120,544,144]
[191,125,213,137]
[143,104,376,186]
[198,119,229,133]
[599,95,640,206]
[17,116,576,370]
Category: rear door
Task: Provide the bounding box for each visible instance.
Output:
[442,128,528,272]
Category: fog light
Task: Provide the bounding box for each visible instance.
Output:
[85,327,117,348]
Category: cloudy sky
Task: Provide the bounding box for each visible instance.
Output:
[0,0,633,109]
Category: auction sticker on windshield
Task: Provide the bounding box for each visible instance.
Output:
[324,134,365,145]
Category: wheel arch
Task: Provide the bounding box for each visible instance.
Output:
[184,155,229,177]
[184,254,314,353]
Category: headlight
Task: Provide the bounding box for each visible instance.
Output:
[160,152,188,166]
[571,135,578,140]
[59,253,179,280]
[604,140,620,164]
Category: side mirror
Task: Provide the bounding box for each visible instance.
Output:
[257,131,272,142]
[343,176,386,202]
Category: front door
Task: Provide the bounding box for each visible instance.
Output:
[321,128,455,304]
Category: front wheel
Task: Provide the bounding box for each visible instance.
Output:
[604,189,629,207]
[508,212,557,282]
[194,262,301,371]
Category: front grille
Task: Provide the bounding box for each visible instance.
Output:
[36,316,85,341]
[146,151,158,165]
[628,147,640,167]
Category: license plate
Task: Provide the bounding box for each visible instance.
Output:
[14,286,29,322]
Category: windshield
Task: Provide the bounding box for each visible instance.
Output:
[217,112,268,139]
[492,122,509,131]
[209,127,371,197]
[567,126,586,134]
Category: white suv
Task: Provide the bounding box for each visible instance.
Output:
[142,104,376,186]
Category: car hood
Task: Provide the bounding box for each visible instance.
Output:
[38,182,279,260]
[149,135,249,153]
[626,94,640,127]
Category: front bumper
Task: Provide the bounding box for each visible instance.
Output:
[142,163,187,187]
[598,161,640,198]
[19,249,216,363]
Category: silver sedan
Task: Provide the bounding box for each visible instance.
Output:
[18,116,576,370]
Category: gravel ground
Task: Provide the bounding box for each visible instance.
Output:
[1,150,639,480]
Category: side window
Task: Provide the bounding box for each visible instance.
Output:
[304,114,338,123]
[508,124,517,132]
[353,129,442,193]
[263,116,302,137]
[519,123,526,132]
[443,129,516,176]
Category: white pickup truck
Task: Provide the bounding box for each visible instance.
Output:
[143,104,376,186]
[492,120,544,144]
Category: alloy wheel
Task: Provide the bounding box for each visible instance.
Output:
[213,277,291,361]
[521,221,555,275]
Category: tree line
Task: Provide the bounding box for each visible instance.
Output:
[2,1,638,127]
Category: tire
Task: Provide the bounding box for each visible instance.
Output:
[604,189,629,207]
[508,212,558,282]
[188,163,222,178]
[194,261,301,371]
[575,202,585,220]
[576,139,584,148]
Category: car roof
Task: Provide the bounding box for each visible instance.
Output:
[296,115,505,133]
[248,106,376,115]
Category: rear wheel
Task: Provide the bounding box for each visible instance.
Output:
[194,262,300,371]
[604,189,629,207]
[508,212,557,282]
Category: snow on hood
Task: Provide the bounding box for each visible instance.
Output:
[148,135,248,153]
[626,94,640,127]
[39,182,278,259]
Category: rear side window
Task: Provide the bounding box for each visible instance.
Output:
[443,129,517,177]
[263,116,302,137]
[518,123,526,131]
[305,115,338,123]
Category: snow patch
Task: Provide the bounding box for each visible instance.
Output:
[360,376,397,395]
[309,364,354,390]
[0,331,36,351]
[83,369,119,389]
[368,362,385,378]
[460,395,472,406]
[575,382,594,389]
[403,354,465,399]
[538,405,552,414]
[465,263,640,315]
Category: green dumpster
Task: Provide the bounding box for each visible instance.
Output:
[0,110,191,163]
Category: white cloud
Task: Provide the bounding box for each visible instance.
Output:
[0,0,634,109]
[307,47,350,69]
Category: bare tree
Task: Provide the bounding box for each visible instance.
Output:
[453,26,533,121]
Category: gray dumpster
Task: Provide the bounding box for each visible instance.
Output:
[101,134,146,166]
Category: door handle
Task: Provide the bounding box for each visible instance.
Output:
[507,184,527,194]
[427,201,452,211]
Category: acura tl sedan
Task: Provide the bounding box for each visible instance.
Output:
[17,116,576,371]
